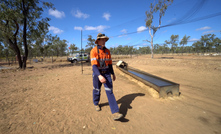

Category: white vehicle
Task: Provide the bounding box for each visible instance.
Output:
[67,53,90,63]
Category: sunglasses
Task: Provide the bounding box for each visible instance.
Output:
[97,34,105,37]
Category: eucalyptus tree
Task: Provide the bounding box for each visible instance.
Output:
[192,41,201,54]
[153,44,160,53]
[0,1,22,67]
[69,43,78,54]
[59,39,68,56]
[0,0,53,69]
[165,34,179,54]
[213,37,221,53]
[86,35,95,49]
[180,35,190,55]
[145,0,173,58]
[200,34,215,53]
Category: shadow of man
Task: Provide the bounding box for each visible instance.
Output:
[100,93,145,122]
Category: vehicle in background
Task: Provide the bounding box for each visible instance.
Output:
[67,53,90,63]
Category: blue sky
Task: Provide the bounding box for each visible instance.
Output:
[42,0,221,49]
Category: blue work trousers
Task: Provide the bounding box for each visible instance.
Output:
[93,72,119,114]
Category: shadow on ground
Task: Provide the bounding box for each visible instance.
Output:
[100,93,145,122]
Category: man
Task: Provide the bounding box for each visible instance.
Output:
[90,33,123,120]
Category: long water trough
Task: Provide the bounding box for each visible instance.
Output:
[116,61,180,98]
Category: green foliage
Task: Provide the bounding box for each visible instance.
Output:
[0,0,53,68]
[85,35,95,53]
[165,34,179,53]
[109,45,150,55]
[69,44,78,54]
[191,34,220,53]
[180,35,191,54]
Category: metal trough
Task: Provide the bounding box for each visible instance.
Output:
[116,61,180,98]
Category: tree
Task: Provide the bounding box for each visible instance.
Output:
[157,44,168,54]
[145,0,173,58]
[0,0,53,69]
[180,35,190,55]
[214,37,221,53]
[0,1,22,67]
[162,43,169,54]
[69,43,78,54]
[166,34,179,54]
[85,35,95,53]
[0,43,4,58]
[192,41,201,54]
[200,34,215,53]
[154,44,160,53]
[138,46,151,54]
[20,0,53,68]
[59,39,68,56]
[51,35,62,57]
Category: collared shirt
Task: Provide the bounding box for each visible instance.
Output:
[90,46,112,69]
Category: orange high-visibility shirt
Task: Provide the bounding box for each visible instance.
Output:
[90,46,112,69]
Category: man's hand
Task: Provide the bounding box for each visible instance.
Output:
[98,75,106,83]
[112,74,116,81]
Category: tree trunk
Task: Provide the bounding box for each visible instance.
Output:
[7,18,22,69]
[149,27,154,59]
[151,36,154,58]
[8,39,23,68]
[182,44,184,56]
[22,0,28,69]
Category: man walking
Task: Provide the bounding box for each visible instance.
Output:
[90,33,123,120]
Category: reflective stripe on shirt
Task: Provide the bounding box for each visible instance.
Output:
[91,58,112,62]
[91,58,97,61]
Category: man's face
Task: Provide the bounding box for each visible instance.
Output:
[98,38,106,47]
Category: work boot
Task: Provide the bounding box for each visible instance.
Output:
[113,112,123,120]
[94,105,101,111]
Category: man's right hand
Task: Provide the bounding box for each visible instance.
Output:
[98,75,106,83]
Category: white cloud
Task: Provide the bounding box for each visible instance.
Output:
[48,9,65,18]
[121,29,127,33]
[118,29,128,37]
[126,37,131,40]
[202,30,216,34]
[188,38,200,42]
[49,26,64,34]
[84,25,110,32]
[196,26,211,31]
[84,26,97,31]
[74,26,83,31]
[103,12,111,21]
[137,26,147,33]
[97,25,110,32]
[74,25,110,32]
[71,9,89,19]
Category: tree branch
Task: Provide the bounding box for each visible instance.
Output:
[13,19,19,37]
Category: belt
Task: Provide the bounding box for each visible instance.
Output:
[100,70,108,74]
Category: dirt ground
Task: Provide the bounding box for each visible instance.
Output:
[0,55,221,134]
